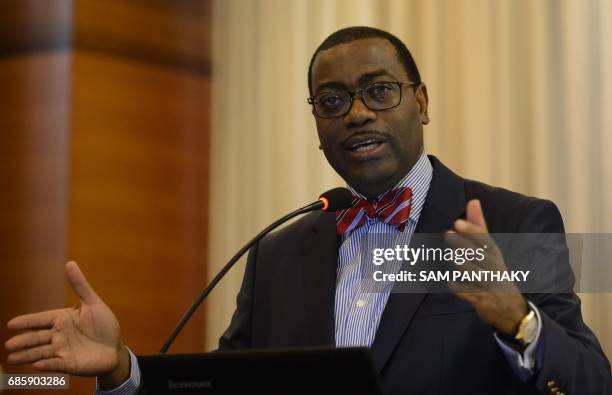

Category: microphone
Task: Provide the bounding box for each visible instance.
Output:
[160,187,353,353]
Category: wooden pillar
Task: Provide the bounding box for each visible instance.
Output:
[0,2,72,393]
[1,1,211,393]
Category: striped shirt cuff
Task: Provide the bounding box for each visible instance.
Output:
[493,301,543,382]
[94,347,141,395]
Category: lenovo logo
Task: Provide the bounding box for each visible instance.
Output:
[168,379,212,390]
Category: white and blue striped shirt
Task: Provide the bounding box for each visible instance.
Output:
[335,151,433,347]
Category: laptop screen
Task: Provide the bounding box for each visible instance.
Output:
[138,347,382,394]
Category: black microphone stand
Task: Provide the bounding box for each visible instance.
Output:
[159,199,325,353]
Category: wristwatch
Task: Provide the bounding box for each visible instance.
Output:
[514,307,538,346]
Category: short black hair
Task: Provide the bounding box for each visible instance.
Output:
[308,26,422,96]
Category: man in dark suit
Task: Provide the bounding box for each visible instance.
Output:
[5,26,611,394]
[220,153,610,394]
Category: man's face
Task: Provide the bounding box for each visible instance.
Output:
[310,38,429,198]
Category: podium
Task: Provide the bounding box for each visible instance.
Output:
[138,347,382,394]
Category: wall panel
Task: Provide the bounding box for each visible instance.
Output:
[66,48,210,393]
[0,51,71,395]
[1,1,211,393]
[0,2,72,393]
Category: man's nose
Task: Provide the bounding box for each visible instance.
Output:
[343,97,376,127]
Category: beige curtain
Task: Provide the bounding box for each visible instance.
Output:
[207,0,612,357]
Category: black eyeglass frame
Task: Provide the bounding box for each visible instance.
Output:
[307,81,417,119]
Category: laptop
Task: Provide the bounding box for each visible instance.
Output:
[138,347,383,394]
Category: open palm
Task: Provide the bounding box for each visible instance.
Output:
[5,261,125,377]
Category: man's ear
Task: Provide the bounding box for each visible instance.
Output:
[416,84,430,125]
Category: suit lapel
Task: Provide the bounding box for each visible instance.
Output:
[296,211,338,346]
[369,155,467,373]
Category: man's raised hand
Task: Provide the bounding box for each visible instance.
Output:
[5,261,131,388]
[445,200,528,336]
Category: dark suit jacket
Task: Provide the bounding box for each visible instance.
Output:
[218,156,611,395]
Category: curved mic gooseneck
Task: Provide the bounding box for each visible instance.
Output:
[160,187,353,353]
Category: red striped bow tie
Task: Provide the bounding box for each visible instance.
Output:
[335,187,413,235]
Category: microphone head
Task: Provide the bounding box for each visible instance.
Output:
[319,187,354,211]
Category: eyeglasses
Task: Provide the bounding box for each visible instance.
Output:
[308,81,416,119]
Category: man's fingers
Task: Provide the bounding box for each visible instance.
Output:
[65,261,102,305]
[444,230,482,252]
[449,199,492,246]
[7,308,70,331]
[33,357,67,372]
[6,344,56,365]
[450,221,497,255]
[449,281,475,298]
[5,329,52,352]
[466,199,488,230]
